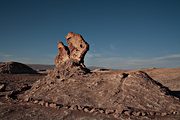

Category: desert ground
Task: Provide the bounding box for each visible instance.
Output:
[0,66,180,120]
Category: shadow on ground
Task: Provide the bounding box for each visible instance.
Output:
[171,91,180,99]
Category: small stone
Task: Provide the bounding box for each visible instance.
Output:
[39,101,45,106]
[49,103,57,108]
[124,110,132,116]
[149,111,155,116]
[172,111,178,115]
[64,106,69,109]
[155,112,161,116]
[56,106,61,109]
[113,113,120,118]
[141,112,147,116]
[132,111,141,116]
[93,111,99,115]
[69,105,77,110]
[89,108,96,113]
[24,98,29,102]
[84,108,90,112]
[161,112,167,116]
[98,109,105,113]
[116,106,124,114]
[0,84,5,91]
[74,105,78,110]
[45,102,49,107]
[33,100,38,104]
[5,95,9,99]
[77,105,83,110]
[105,109,115,114]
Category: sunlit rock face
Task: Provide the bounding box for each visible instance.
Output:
[53,32,90,79]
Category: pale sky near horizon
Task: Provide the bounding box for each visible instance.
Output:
[0,0,180,69]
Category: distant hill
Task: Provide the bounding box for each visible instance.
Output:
[28,64,108,71]
[0,62,37,74]
[27,64,54,71]
[1,61,109,72]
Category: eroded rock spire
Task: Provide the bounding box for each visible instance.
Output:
[53,32,90,78]
[55,32,89,68]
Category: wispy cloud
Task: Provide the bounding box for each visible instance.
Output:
[1,51,180,68]
[0,52,54,65]
[86,52,102,58]
[85,53,180,69]
[0,52,13,61]
[153,54,180,61]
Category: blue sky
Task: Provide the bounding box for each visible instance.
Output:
[0,0,180,69]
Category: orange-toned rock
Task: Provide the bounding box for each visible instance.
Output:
[66,32,89,64]
[52,32,90,78]
[54,32,89,70]
[55,41,70,67]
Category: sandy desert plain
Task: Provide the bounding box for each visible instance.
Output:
[0,32,180,120]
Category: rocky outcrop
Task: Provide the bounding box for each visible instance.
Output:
[23,71,180,118]
[22,32,180,119]
[0,62,37,74]
[53,32,90,78]
[55,32,89,68]
[55,41,70,66]
[66,32,89,64]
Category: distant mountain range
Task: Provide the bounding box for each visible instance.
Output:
[28,64,107,71]
[1,62,109,71]
[27,64,55,71]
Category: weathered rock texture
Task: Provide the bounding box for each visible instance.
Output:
[0,62,37,74]
[55,32,89,68]
[23,71,180,117]
[53,32,90,79]
[66,32,89,64]
[22,32,180,119]
[54,41,70,66]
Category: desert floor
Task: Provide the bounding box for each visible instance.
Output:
[0,68,180,120]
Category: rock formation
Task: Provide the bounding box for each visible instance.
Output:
[52,32,90,79]
[22,32,180,119]
[66,32,89,64]
[0,62,37,74]
[55,32,89,68]
[23,70,180,118]
[55,41,70,66]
